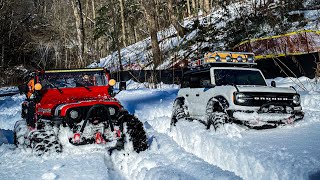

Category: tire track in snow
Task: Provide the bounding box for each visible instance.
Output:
[110,126,241,180]
[117,89,240,179]
[0,145,124,180]
[122,89,320,180]
[147,114,320,180]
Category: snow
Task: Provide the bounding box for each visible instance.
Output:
[1,77,320,179]
[0,86,18,95]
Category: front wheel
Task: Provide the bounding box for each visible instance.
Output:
[206,99,228,130]
[125,116,148,153]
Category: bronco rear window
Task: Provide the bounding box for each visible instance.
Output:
[39,71,107,89]
[214,69,267,86]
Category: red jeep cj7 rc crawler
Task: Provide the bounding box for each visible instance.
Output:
[14,68,148,155]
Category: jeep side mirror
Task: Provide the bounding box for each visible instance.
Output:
[119,81,126,91]
[271,81,276,87]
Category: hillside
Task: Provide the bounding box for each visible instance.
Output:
[93,0,320,72]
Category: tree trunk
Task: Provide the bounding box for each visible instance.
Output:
[70,0,84,67]
[134,25,138,43]
[199,0,203,12]
[111,0,123,72]
[77,0,85,66]
[187,0,191,16]
[91,0,96,20]
[141,0,162,69]
[192,0,196,13]
[204,0,210,14]
[168,0,186,38]
[119,0,127,47]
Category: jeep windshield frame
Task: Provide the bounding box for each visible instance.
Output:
[213,68,267,86]
[38,70,108,90]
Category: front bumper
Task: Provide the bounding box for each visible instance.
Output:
[226,110,304,129]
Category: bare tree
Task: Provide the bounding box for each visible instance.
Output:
[70,0,85,67]
[187,0,191,16]
[141,0,162,68]
[119,0,127,47]
[168,0,186,38]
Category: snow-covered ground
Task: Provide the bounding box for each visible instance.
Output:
[0,86,18,96]
[1,77,320,180]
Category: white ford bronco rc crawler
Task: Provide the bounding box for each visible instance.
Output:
[171,52,304,130]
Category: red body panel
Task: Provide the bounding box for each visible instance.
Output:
[35,86,121,117]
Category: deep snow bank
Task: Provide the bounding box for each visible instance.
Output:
[121,78,320,180]
[111,127,240,180]
[134,97,320,180]
[0,94,24,130]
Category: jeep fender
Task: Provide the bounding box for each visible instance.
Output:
[54,101,121,117]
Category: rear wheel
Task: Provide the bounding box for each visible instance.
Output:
[206,99,228,130]
[171,98,187,126]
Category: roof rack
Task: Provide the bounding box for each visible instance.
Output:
[189,51,256,69]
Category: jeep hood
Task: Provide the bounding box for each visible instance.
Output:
[237,86,297,94]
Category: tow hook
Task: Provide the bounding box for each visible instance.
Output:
[95,132,105,144]
[115,129,121,138]
[73,133,81,143]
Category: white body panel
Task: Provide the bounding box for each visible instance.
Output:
[178,85,300,117]
[177,67,301,118]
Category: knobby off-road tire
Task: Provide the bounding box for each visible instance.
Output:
[206,99,228,130]
[126,117,148,153]
[14,120,28,147]
[171,98,187,126]
[29,130,62,156]
[14,120,62,156]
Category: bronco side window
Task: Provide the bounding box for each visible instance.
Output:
[188,71,212,88]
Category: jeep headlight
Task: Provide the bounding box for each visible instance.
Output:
[109,107,116,115]
[69,110,79,119]
[235,93,246,103]
[293,95,300,105]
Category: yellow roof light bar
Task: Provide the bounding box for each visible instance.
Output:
[204,51,255,63]
[44,68,105,73]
